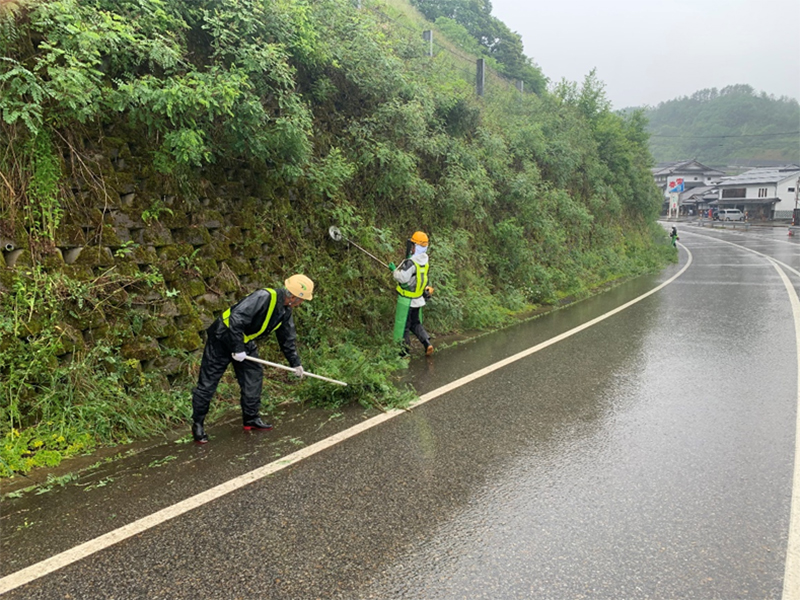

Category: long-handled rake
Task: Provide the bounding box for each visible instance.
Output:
[243,355,347,386]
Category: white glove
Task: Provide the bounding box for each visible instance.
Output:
[232,352,247,362]
[294,365,305,379]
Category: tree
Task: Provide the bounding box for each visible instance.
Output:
[644,85,800,165]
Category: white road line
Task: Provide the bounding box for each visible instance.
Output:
[0,252,694,596]
[770,261,800,600]
[690,225,800,250]
[680,264,781,272]
[684,229,800,290]
[682,230,800,600]
[413,248,693,407]
[676,282,780,287]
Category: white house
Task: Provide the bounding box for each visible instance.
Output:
[715,165,800,220]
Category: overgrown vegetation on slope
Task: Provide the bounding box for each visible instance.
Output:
[0,0,670,477]
[408,0,547,93]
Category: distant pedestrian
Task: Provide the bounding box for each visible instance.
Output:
[670,226,679,248]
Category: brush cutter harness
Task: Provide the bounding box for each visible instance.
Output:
[395,261,429,299]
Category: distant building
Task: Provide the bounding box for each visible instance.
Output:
[715,165,800,220]
[651,160,726,215]
[652,160,726,196]
[677,185,719,216]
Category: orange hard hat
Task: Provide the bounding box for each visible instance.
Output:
[410,231,429,246]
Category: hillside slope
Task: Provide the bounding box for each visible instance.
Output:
[0,0,670,476]
[643,85,800,166]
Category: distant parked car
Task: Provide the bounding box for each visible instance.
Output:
[718,209,745,222]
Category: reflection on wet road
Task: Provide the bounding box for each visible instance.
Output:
[2,224,799,599]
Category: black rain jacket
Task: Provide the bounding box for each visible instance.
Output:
[214,288,301,367]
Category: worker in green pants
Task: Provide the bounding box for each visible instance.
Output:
[389,231,433,356]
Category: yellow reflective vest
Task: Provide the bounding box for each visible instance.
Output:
[222,288,281,343]
[396,261,429,299]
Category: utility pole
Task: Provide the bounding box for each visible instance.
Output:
[476,59,485,97]
[795,177,800,211]
[794,176,800,225]
[422,30,433,57]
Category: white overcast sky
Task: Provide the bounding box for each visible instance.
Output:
[489,0,800,109]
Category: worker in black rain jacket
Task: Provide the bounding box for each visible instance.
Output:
[389,231,434,356]
[190,274,314,443]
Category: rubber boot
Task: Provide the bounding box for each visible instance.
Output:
[192,420,208,444]
[243,417,273,431]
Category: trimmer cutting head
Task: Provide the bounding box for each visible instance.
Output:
[328,224,390,268]
[328,226,343,242]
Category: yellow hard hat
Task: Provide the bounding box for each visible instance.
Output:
[284,274,314,300]
[410,231,429,246]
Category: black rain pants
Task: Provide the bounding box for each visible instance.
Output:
[404,306,431,352]
[191,320,263,424]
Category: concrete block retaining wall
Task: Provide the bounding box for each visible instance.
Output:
[0,140,284,381]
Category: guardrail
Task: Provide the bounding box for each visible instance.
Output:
[695,218,750,231]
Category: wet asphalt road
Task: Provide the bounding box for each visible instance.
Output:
[1,222,799,599]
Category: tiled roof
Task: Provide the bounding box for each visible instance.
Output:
[679,186,716,200]
[651,159,725,176]
[717,166,800,186]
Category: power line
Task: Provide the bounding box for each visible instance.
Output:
[365,4,520,93]
[369,8,478,82]
[368,7,469,63]
[651,131,800,139]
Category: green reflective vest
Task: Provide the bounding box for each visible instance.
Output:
[396,262,429,299]
[222,288,281,343]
